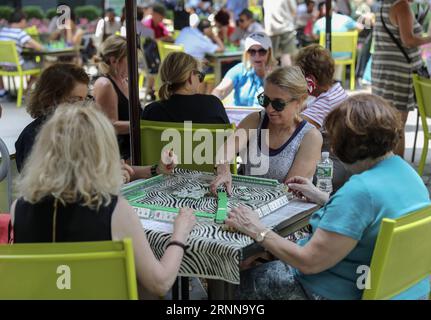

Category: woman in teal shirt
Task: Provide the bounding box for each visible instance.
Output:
[226,94,431,300]
[212,32,276,106]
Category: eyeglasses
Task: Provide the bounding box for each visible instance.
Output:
[66,95,94,104]
[239,19,246,23]
[193,70,206,83]
[257,93,295,112]
[247,48,268,57]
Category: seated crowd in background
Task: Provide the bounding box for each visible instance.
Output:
[0,10,43,98]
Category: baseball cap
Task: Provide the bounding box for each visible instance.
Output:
[244,32,272,51]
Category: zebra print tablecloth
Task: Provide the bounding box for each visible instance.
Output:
[141,218,253,284]
[124,169,295,284]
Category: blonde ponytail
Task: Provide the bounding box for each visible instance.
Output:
[157,52,199,100]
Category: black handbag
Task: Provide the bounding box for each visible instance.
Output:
[380,5,430,79]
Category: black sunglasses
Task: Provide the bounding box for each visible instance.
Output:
[193,70,206,83]
[257,93,295,112]
[247,48,268,57]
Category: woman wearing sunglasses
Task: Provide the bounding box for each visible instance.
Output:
[142,52,229,124]
[212,32,276,107]
[211,66,322,194]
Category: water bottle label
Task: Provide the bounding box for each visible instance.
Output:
[317,166,333,178]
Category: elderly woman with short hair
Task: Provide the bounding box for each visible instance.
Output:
[227,94,430,300]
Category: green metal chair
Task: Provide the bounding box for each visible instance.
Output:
[319,31,358,91]
[0,238,138,300]
[0,41,41,107]
[140,120,237,174]
[412,74,431,176]
[362,205,431,300]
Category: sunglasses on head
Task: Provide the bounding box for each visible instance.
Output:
[257,93,295,112]
[193,70,206,83]
[247,48,268,57]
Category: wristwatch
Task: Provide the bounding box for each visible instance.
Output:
[150,164,159,177]
[255,228,271,243]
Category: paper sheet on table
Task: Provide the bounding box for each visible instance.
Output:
[141,219,174,234]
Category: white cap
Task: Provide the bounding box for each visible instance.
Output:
[322,152,330,159]
[244,32,272,51]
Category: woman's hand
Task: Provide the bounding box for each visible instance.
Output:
[210,164,232,196]
[121,159,135,184]
[172,208,197,243]
[158,149,178,175]
[225,206,266,240]
[285,176,329,206]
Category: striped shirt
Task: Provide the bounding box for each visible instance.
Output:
[371,0,423,112]
[0,27,31,65]
[301,82,348,128]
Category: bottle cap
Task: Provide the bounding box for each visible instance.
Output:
[322,152,329,159]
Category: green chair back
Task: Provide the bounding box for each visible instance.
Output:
[412,74,431,175]
[319,31,358,90]
[319,31,358,58]
[140,120,237,174]
[25,26,40,42]
[157,40,184,61]
[0,238,138,300]
[362,206,431,300]
[249,6,263,22]
[0,41,21,69]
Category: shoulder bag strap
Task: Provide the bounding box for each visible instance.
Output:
[380,4,412,64]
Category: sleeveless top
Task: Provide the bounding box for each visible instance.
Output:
[242,110,314,182]
[107,76,131,160]
[372,0,423,111]
[13,196,117,243]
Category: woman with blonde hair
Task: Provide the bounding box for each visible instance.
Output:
[211,66,322,194]
[142,51,229,124]
[212,32,276,107]
[93,35,133,160]
[11,103,196,297]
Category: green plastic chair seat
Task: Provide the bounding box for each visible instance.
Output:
[363,206,431,300]
[0,238,138,300]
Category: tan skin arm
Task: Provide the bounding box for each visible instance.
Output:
[283,127,322,182]
[300,114,321,130]
[93,77,130,135]
[211,112,261,195]
[226,206,358,275]
[24,38,44,51]
[111,198,196,296]
[212,77,234,102]
[390,0,431,48]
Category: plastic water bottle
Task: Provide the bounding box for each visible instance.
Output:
[316,152,333,194]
